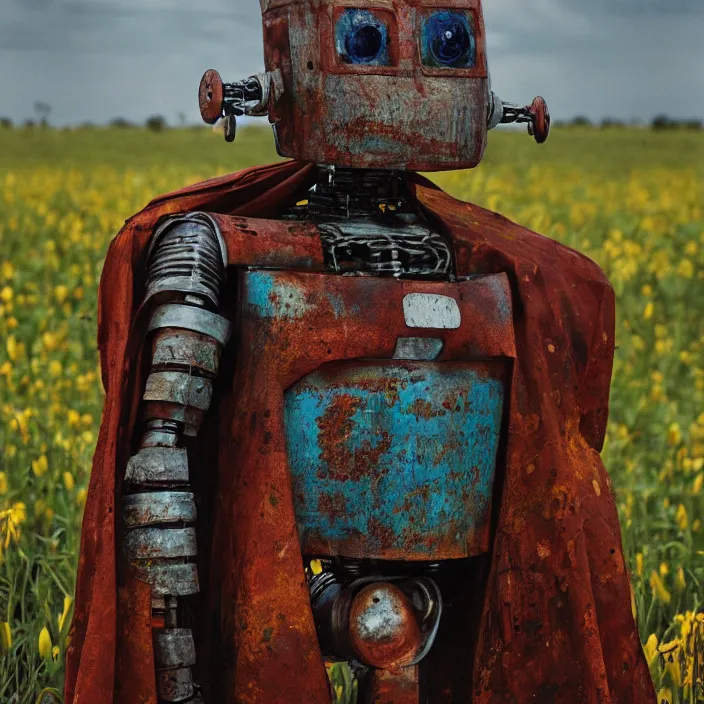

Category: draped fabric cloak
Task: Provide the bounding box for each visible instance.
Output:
[65,160,656,703]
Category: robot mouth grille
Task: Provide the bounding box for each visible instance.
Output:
[319,221,453,278]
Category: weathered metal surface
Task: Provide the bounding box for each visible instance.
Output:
[149,304,231,347]
[124,446,189,485]
[349,582,422,669]
[141,429,179,448]
[259,0,489,170]
[318,221,452,277]
[142,401,204,438]
[368,666,420,704]
[154,629,197,669]
[156,667,194,702]
[146,213,227,307]
[206,268,515,701]
[151,330,220,376]
[285,361,505,560]
[123,492,196,528]
[392,337,443,361]
[134,562,199,597]
[143,372,213,411]
[402,293,461,329]
[124,527,197,560]
[199,69,224,124]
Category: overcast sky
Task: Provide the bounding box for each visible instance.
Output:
[1,0,702,127]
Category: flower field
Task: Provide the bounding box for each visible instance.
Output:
[0,125,702,702]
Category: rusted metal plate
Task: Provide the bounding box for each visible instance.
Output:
[154,629,197,669]
[368,666,420,704]
[151,329,220,376]
[214,268,514,700]
[261,1,488,170]
[149,304,231,346]
[123,492,196,528]
[133,563,199,597]
[144,372,213,411]
[285,361,505,559]
[124,446,189,485]
[392,337,443,361]
[349,583,421,669]
[156,666,194,702]
[124,527,197,560]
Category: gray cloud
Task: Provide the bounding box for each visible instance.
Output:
[0,0,701,127]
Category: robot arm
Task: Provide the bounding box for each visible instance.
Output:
[121,213,230,704]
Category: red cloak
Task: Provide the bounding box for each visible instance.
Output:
[65,160,656,703]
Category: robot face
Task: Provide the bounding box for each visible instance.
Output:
[260,0,489,171]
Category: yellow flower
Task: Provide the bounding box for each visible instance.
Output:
[660,562,669,576]
[641,284,653,296]
[0,472,7,495]
[53,285,69,303]
[63,472,75,491]
[76,488,88,507]
[0,286,13,303]
[41,331,59,352]
[643,301,654,320]
[0,622,11,653]
[58,595,73,632]
[643,633,659,667]
[677,259,694,279]
[52,645,60,661]
[10,502,26,525]
[675,503,688,531]
[48,360,62,377]
[675,567,686,593]
[650,571,671,604]
[1,261,14,280]
[692,519,702,533]
[667,423,682,446]
[635,553,644,577]
[32,454,49,477]
[693,473,703,494]
[38,626,53,659]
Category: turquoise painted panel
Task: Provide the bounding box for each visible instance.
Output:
[284,362,505,560]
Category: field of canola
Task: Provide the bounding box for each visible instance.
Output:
[0,125,702,702]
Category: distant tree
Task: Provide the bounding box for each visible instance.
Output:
[0,117,12,129]
[146,115,167,132]
[651,114,674,130]
[570,115,592,127]
[600,118,625,129]
[34,101,51,128]
[683,119,703,131]
[109,117,134,129]
[23,119,36,129]
[177,112,186,127]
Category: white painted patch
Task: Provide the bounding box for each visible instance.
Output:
[402,294,461,329]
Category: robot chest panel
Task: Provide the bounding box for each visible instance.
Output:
[233,269,516,561]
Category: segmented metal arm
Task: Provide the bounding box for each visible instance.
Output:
[122,213,229,704]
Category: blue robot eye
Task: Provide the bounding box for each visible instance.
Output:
[336,10,390,66]
[421,11,476,69]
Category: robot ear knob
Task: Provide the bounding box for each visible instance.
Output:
[529,96,551,144]
[199,69,225,125]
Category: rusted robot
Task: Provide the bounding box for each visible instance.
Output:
[66,1,656,703]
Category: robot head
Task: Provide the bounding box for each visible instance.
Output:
[261,0,488,171]
[199,0,549,171]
